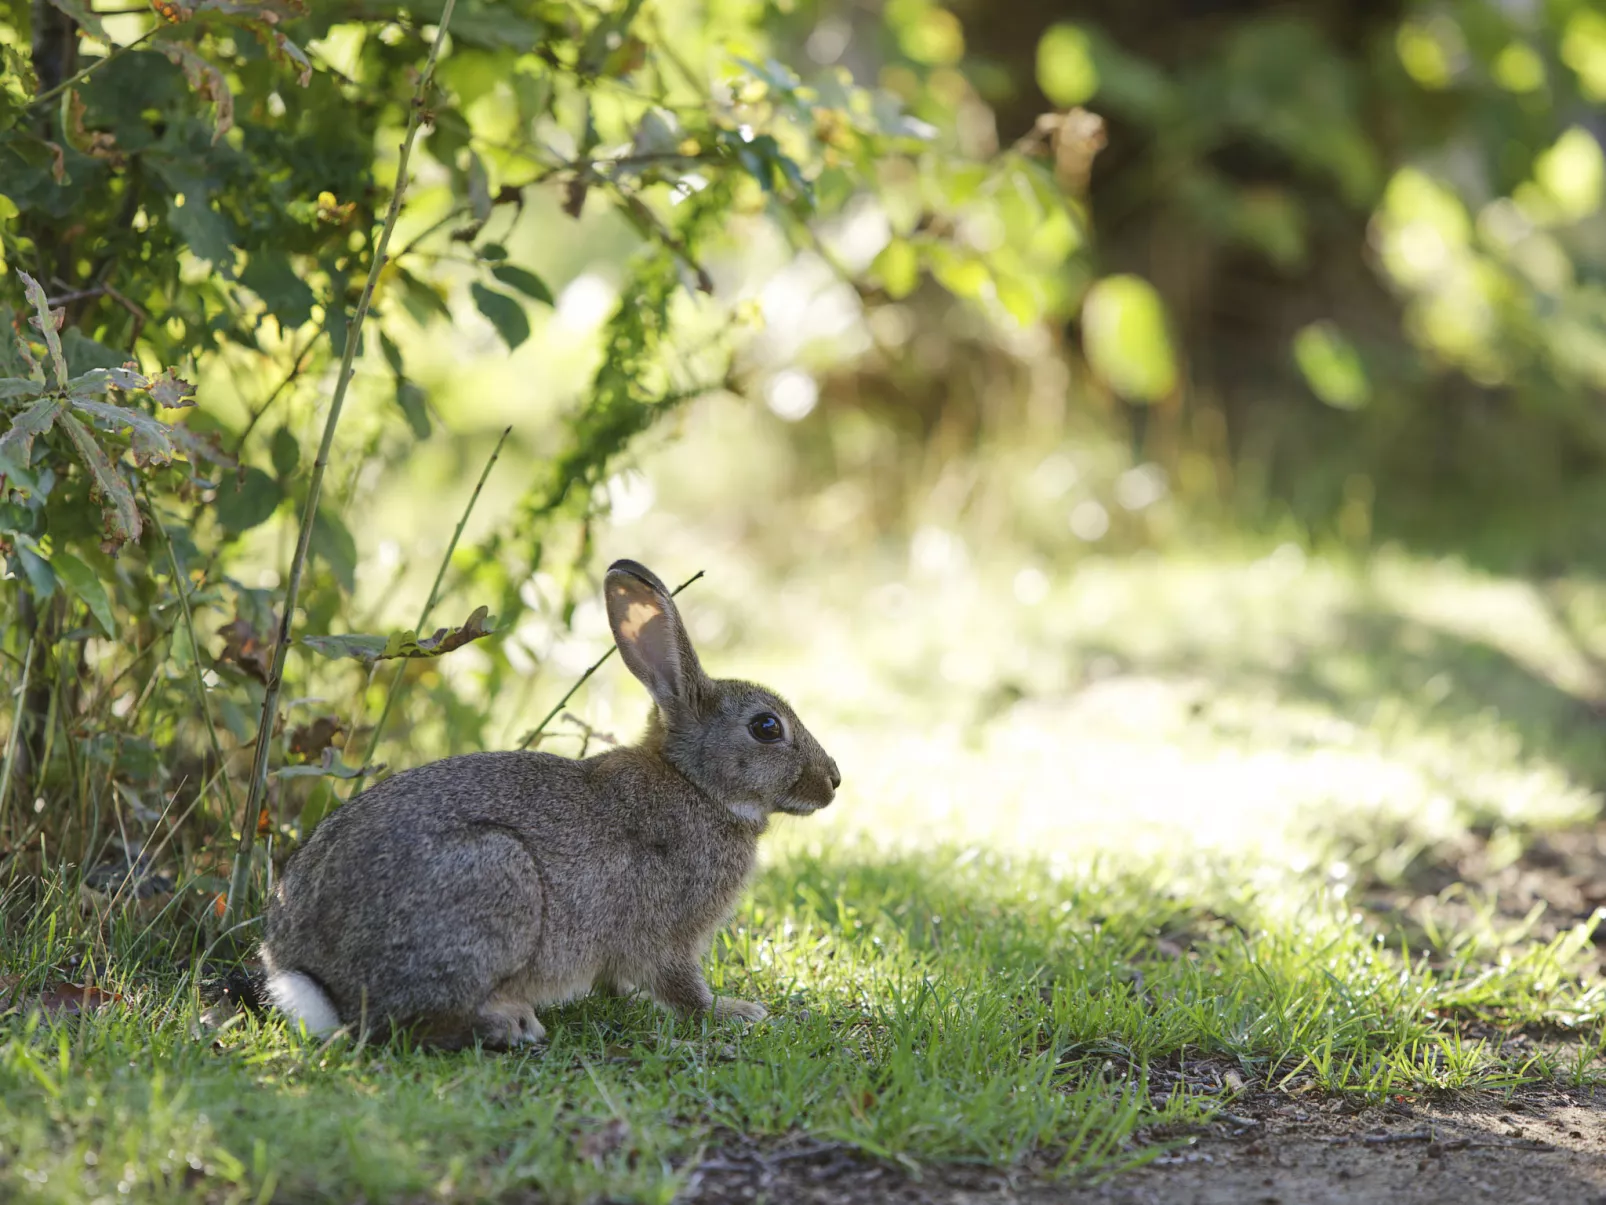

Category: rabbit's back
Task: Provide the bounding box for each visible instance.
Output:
[263,749,756,1026]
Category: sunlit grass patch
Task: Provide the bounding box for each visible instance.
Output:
[8,545,1606,1201]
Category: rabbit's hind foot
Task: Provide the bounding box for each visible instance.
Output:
[472,992,547,1050]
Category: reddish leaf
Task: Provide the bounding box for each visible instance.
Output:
[288,715,344,759]
[217,615,273,683]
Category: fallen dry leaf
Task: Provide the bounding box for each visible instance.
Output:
[0,973,124,1016]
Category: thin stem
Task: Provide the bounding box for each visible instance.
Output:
[224,0,460,927]
[233,330,322,457]
[0,635,39,840]
[29,26,158,110]
[515,569,703,751]
[348,424,512,791]
[146,488,240,822]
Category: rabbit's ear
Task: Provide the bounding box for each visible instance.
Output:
[605,561,706,712]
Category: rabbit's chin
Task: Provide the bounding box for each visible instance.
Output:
[773,797,829,817]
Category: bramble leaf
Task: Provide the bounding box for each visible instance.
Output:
[297,631,386,662]
[69,400,176,466]
[274,747,377,780]
[57,411,141,549]
[0,395,62,468]
[300,606,497,665]
[17,271,67,387]
[0,378,42,401]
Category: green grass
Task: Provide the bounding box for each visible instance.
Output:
[7,547,1606,1202]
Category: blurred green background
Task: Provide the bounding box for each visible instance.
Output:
[2,0,1605,920]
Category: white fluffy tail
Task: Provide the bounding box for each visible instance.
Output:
[266,970,342,1037]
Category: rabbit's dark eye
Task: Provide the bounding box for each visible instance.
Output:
[748,713,784,743]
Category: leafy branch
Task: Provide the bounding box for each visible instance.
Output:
[223,0,460,927]
[1,270,197,551]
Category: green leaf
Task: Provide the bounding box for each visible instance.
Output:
[57,411,142,548]
[61,330,124,376]
[399,269,451,326]
[270,426,300,478]
[312,509,357,592]
[52,551,116,636]
[17,546,56,598]
[1293,322,1370,410]
[466,150,492,224]
[380,606,496,660]
[490,264,554,306]
[214,466,283,534]
[47,0,108,42]
[873,239,920,300]
[17,271,67,387]
[68,400,175,466]
[0,395,62,469]
[300,606,496,666]
[242,252,317,328]
[1037,24,1100,107]
[396,379,431,439]
[471,283,530,350]
[298,632,386,662]
[166,194,236,270]
[1081,274,1177,402]
[927,245,992,300]
[0,377,44,402]
[274,748,377,780]
[379,331,405,378]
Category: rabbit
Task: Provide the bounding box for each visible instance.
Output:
[259,559,840,1049]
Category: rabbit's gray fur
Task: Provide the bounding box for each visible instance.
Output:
[260,560,839,1049]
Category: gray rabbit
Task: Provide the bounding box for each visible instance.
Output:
[260,559,840,1049]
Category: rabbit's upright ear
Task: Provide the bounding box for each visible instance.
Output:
[604,561,707,712]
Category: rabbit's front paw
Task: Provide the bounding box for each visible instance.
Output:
[713,996,768,1024]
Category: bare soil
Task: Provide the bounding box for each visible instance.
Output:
[682,1086,1606,1204]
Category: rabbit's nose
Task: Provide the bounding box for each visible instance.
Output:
[827,760,841,790]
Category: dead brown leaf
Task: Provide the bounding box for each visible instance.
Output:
[0,973,124,1016]
[217,615,273,683]
[288,715,344,759]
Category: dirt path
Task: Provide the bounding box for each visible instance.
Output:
[681,1088,1606,1205]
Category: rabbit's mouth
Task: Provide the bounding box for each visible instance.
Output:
[775,771,836,815]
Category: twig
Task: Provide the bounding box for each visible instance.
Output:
[232,330,322,457]
[515,569,704,750]
[28,27,159,110]
[0,636,39,838]
[224,0,460,927]
[145,487,239,822]
[1361,1129,1435,1145]
[561,711,618,758]
[345,425,513,793]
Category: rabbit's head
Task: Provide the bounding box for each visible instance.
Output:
[605,560,840,823]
